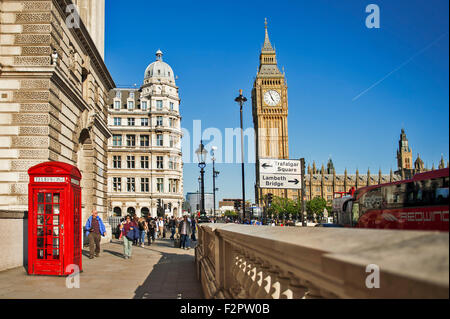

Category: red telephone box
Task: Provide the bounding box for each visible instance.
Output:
[28,161,82,276]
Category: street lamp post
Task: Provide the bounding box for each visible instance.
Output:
[235,89,247,221]
[211,146,219,220]
[196,140,208,223]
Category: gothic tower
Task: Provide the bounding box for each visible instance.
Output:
[253,19,290,206]
[396,129,414,179]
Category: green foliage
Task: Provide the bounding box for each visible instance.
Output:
[266,195,300,219]
[306,197,327,221]
[224,210,238,217]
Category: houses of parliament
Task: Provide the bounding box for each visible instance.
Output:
[253,20,448,206]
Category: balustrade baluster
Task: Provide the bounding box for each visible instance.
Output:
[248,258,263,297]
[268,267,281,299]
[254,263,272,299]
[287,275,308,299]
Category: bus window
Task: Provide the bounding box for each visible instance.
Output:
[351,203,359,226]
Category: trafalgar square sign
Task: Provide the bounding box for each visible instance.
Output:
[258,159,302,190]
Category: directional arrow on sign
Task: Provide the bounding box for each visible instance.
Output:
[261,163,272,169]
[288,179,299,185]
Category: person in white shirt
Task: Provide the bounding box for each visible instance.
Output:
[158,217,164,239]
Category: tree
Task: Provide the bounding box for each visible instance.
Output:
[306,197,327,222]
[268,195,300,220]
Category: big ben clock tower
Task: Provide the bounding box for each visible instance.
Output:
[252,19,291,206]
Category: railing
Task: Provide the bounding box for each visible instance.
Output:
[195,224,449,299]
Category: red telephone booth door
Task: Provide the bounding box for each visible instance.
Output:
[32,189,64,274]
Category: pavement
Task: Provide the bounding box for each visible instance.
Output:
[0,237,203,299]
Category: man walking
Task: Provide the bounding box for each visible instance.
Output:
[169,216,176,240]
[85,209,107,259]
[178,215,192,250]
[158,217,164,239]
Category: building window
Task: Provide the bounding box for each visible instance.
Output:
[141,156,149,169]
[169,135,175,148]
[116,91,121,98]
[113,135,122,146]
[141,118,149,126]
[113,156,121,169]
[114,117,121,126]
[170,102,174,111]
[141,101,148,111]
[169,179,178,193]
[128,101,134,110]
[140,135,149,147]
[141,178,149,193]
[129,92,135,99]
[127,156,135,169]
[157,178,164,192]
[126,135,135,147]
[127,178,135,192]
[157,156,164,169]
[156,134,163,146]
[113,177,122,192]
[156,116,163,126]
[156,100,163,110]
[168,157,175,170]
[114,101,121,110]
[169,118,174,127]
[128,118,135,126]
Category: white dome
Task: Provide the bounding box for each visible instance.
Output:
[144,50,175,82]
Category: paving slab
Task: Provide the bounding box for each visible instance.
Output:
[0,238,203,299]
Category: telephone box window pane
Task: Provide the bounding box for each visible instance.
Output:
[53,205,60,215]
[53,249,59,260]
[37,227,44,236]
[38,204,44,214]
[53,227,59,236]
[53,238,59,248]
[38,193,44,203]
[37,249,44,259]
[37,237,44,248]
[45,193,52,203]
[53,216,59,225]
[37,215,44,225]
[53,194,60,203]
[45,204,52,214]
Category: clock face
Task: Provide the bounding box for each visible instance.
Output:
[263,90,281,106]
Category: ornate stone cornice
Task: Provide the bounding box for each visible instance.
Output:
[53,0,115,91]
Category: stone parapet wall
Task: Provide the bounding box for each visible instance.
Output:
[196,224,449,299]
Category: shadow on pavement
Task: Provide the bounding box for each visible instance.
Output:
[133,244,203,299]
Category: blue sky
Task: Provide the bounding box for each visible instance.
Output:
[105,0,449,204]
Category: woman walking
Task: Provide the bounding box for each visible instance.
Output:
[138,217,147,248]
[120,215,136,259]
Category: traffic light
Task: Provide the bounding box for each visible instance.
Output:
[234,200,241,212]
[267,193,273,207]
[168,203,172,210]
[157,199,162,208]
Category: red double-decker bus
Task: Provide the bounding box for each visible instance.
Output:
[332,168,449,231]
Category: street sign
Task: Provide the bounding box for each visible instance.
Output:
[259,159,302,190]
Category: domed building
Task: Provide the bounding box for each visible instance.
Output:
[107,50,183,218]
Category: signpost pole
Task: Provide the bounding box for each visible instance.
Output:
[300,158,306,227]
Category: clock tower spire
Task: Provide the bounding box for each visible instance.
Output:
[252,19,290,206]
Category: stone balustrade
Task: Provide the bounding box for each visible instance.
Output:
[195,224,449,299]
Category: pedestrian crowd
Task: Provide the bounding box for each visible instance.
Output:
[112,214,198,259]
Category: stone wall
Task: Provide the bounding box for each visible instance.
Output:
[0,0,115,271]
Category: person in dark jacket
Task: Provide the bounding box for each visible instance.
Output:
[169,216,176,240]
[178,215,192,250]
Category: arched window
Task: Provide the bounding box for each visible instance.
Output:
[113,207,122,217]
[127,207,136,217]
[141,207,150,218]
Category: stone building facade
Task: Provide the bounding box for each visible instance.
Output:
[106,50,183,218]
[0,0,113,271]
